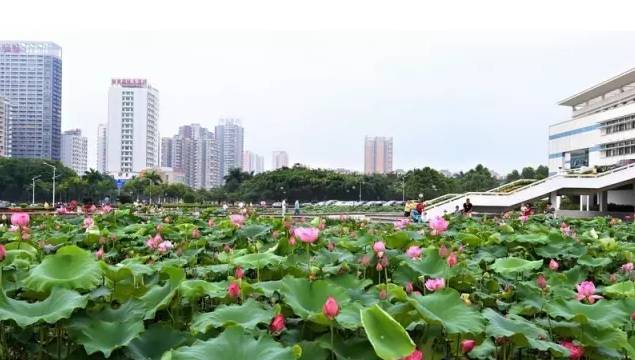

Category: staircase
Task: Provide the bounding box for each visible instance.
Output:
[421,163,635,218]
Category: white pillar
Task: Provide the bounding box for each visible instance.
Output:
[579,195,584,211]
[550,191,560,210]
[598,191,608,212]
[586,195,590,212]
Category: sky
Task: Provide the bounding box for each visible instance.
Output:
[3,1,635,175]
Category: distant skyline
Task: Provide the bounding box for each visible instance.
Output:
[4,3,635,175]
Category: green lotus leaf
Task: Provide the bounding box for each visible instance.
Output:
[126,323,191,360]
[361,304,415,360]
[535,239,587,259]
[191,299,272,333]
[384,231,411,249]
[161,326,296,360]
[337,302,365,330]
[232,252,285,270]
[408,289,484,334]
[490,257,543,275]
[24,245,102,292]
[546,299,629,329]
[180,280,227,301]
[576,255,611,268]
[483,308,568,356]
[604,281,635,298]
[238,224,271,239]
[405,248,449,278]
[139,266,185,320]
[457,233,483,246]
[252,280,283,297]
[512,233,549,244]
[0,287,87,328]
[68,315,145,357]
[280,276,350,325]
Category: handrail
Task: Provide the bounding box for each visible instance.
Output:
[424,162,635,211]
[486,178,536,193]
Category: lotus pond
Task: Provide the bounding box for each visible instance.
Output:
[1,208,635,359]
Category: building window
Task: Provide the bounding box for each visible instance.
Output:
[570,149,589,168]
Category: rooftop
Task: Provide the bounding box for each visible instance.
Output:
[559,67,635,107]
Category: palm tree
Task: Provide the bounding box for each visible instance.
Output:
[142,170,163,186]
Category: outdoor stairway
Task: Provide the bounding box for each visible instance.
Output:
[420,163,635,218]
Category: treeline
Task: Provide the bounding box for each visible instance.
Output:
[0,158,549,204]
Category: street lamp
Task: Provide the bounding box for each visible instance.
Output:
[358,180,362,202]
[43,162,57,206]
[31,175,41,205]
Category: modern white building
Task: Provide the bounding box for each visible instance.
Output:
[243,150,264,174]
[96,123,107,173]
[549,68,635,173]
[215,119,244,179]
[272,150,289,170]
[61,129,88,175]
[0,97,9,157]
[106,79,160,178]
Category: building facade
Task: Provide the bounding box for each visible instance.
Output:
[106,79,160,178]
[272,150,289,170]
[364,136,393,174]
[96,123,107,173]
[160,137,174,168]
[215,118,244,179]
[243,150,264,174]
[0,97,9,157]
[167,124,220,188]
[0,42,62,160]
[550,68,635,174]
[61,129,87,175]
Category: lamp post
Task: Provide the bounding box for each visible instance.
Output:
[358,180,362,202]
[31,175,41,205]
[43,162,57,206]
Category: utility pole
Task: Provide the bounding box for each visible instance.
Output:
[43,162,57,206]
[359,180,362,202]
[31,175,41,205]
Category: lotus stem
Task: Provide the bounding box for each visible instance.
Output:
[306,243,311,278]
[330,321,335,360]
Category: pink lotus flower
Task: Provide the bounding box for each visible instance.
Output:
[208,219,214,227]
[549,259,559,271]
[83,217,94,229]
[631,312,635,321]
[288,235,296,246]
[560,341,584,360]
[536,274,547,289]
[322,296,340,320]
[95,247,105,260]
[293,227,320,244]
[438,244,449,258]
[429,216,449,235]
[269,314,286,334]
[447,252,458,267]
[157,241,173,254]
[101,205,113,213]
[402,349,423,360]
[576,281,603,304]
[327,242,336,251]
[461,339,476,353]
[10,212,29,227]
[146,234,162,250]
[561,223,572,236]
[518,215,529,223]
[228,282,241,299]
[424,278,445,292]
[373,241,386,258]
[0,244,6,261]
[229,214,245,227]
[622,262,634,273]
[394,218,410,230]
[191,229,201,239]
[56,207,68,215]
[234,266,244,279]
[359,255,370,267]
[406,246,422,260]
[405,281,414,293]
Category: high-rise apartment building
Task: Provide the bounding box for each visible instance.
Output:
[160,137,174,168]
[215,119,244,180]
[243,151,264,174]
[167,124,220,188]
[0,97,9,157]
[364,136,393,174]
[0,42,62,159]
[61,129,87,175]
[106,79,159,177]
[96,123,107,173]
[272,151,289,170]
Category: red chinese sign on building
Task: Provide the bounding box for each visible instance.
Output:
[111,79,147,87]
[0,44,22,54]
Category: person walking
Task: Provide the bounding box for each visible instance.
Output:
[281,199,287,217]
[294,200,300,216]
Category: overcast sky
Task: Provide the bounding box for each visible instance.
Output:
[4,1,635,175]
